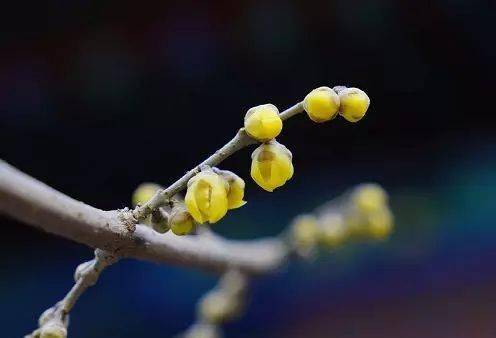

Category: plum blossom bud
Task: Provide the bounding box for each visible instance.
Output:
[250,140,294,192]
[244,104,282,141]
[213,168,247,210]
[303,86,340,123]
[169,205,195,235]
[40,323,67,338]
[336,87,370,122]
[185,170,229,224]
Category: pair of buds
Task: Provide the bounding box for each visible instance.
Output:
[303,86,370,123]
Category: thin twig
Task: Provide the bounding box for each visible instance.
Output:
[132,102,304,222]
[180,269,249,338]
[26,249,118,338]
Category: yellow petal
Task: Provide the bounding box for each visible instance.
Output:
[250,142,293,192]
[251,157,274,192]
[274,150,293,183]
[185,180,205,223]
[227,179,246,209]
[206,176,229,223]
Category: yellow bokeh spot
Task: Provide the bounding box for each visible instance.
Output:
[132,183,162,207]
[185,171,229,224]
[250,141,294,192]
[215,169,247,210]
[338,87,370,122]
[366,208,394,240]
[352,183,388,214]
[319,214,348,248]
[291,215,319,249]
[244,104,283,141]
[303,86,340,123]
[198,291,237,324]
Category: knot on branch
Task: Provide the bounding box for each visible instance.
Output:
[118,208,137,233]
[95,248,119,265]
[74,250,118,286]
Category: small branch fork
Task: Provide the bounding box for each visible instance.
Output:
[25,249,119,338]
[132,102,304,222]
[0,100,304,337]
[1,96,389,338]
[0,100,305,275]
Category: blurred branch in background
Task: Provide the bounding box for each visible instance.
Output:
[0,160,288,274]
[180,270,249,338]
[0,85,382,337]
[180,184,393,338]
[25,249,119,338]
[0,156,393,337]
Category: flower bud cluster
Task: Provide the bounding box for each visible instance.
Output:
[303,86,370,123]
[290,183,393,255]
[132,85,371,235]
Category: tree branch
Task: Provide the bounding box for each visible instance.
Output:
[179,269,249,338]
[0,159,289,275]
[0,102,305,274]
[26,249,118,338]
[132,102,304,222]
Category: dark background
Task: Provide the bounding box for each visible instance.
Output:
[1,0,495,337]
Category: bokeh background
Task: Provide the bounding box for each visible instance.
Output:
[1,0,496,337]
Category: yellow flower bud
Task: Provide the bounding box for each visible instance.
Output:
[351,183,388,214]
[366,208,394,240]
[250,141,294,192]
[291,215,319,250]
[150,208,170,233]
[40,324,67,338]
[185,170,229,224]
[338,87,370,122]
[184,323,221,338]
[303,86,340,123]
[244,104,282,141]
[169,205,195,235]
[214,169,247,209]
[132,183,162,207]
[198,290,239,323]
[319,214,348,248]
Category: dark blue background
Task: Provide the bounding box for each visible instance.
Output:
[1,1,495,337]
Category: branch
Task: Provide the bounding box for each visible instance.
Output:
[179,269,249,338]
[132,102,304,222]
[0,160,289,275]
[0,102,305,274]
[26,249,118,338]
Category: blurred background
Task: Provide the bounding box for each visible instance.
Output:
[1,0,495,337]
